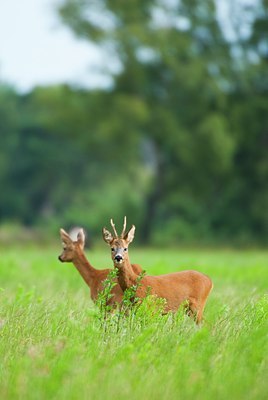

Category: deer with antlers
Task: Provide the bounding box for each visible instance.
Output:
[102,217,213,323]
[58,228,142,305]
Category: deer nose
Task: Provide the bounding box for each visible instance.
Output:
[114,255,123,262]
[58,255,63,262]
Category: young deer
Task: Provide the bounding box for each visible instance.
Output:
[58,228,142,305]
[102,218,213,323]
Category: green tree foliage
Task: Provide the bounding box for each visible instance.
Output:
[0,0,267,245]
[0,86,20,219]
[56,0,268,244]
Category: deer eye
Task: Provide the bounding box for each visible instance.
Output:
[124,248,127,252]
[111,248,115,252]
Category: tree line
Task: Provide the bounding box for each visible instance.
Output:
[0,0,267,245]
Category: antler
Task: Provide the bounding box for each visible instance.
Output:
[121,216,127,238]
[110,216,127,238]
[110,219,118,238]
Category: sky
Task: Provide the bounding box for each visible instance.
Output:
[0,0,255,93]
[0,0,109,92]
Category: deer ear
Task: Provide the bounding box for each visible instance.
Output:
[125,225,135,244]
[102,227,113,244]
[60,228,72,244]
[77,229,85,249]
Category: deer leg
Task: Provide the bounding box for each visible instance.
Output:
[188,298,202,324]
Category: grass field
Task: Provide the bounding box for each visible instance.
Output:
[0,245,267,400]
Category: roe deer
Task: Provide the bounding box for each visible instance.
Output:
[102,218,213,323]
[58,228,142,305]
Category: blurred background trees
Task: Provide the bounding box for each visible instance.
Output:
[0,0,267,245]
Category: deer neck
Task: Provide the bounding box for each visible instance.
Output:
[117,254,138,291]
[72,250,97,288]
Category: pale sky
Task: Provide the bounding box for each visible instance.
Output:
[0,0,255,93]
[0,0,110,92]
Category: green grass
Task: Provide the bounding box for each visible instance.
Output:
[0,246,267,400]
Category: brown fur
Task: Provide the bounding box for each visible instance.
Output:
[58,228,142,305]
[102,222,213,323]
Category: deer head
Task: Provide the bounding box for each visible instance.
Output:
[102,216,135,266]
[58,228,85,262]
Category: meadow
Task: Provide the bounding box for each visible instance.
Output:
[0,244,267,400]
